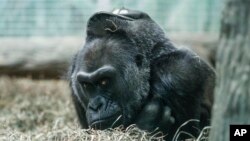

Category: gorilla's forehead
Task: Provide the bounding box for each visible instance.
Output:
[79,37,135,72]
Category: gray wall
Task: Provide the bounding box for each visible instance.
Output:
[0,0,223,37]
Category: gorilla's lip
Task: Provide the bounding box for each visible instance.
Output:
[90,112,122,128]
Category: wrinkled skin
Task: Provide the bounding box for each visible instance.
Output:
[68,9,215,140]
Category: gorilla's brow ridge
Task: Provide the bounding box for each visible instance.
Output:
[77,65,116,83]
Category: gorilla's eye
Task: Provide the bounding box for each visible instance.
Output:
[81,82,92,90]
[99,79,109,87]
[83,83,87,88]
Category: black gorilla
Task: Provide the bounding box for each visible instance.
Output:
[68,9,215,140]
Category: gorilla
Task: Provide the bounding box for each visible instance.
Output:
[68,9,215,140]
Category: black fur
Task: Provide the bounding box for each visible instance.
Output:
[68,9,215,140]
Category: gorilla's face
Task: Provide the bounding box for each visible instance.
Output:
[71,36,150,129]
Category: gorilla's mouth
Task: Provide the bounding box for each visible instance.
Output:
[90,112,122,129]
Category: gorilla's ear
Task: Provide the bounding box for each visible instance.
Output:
[86,8,150,39]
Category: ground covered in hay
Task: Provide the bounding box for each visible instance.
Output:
[0,76,165,141]
[0,77,211,141]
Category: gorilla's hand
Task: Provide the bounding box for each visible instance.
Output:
[135,99,175,132]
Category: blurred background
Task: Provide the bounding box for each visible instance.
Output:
[0,0,222,36]
[0,0,222,78]
[0,0,223,140]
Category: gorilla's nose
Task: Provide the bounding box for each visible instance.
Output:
[88,96,106,112]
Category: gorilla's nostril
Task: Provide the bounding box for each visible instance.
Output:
[88,96,105,112]
[89,103,103,111]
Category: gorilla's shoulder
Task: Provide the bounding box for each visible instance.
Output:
[150,46,214,97]
[153,46,213,73]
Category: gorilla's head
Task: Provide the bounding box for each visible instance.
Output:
[69,9,166,129]
[74,36,151,128]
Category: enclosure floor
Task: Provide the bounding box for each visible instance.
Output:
[0,76,162,141]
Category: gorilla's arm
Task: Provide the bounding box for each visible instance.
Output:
[136,47,215,138]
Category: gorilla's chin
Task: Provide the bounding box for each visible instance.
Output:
[89,113,123,130]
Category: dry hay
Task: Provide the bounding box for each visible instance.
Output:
[0,76,209,141]
[0,76,164,141]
